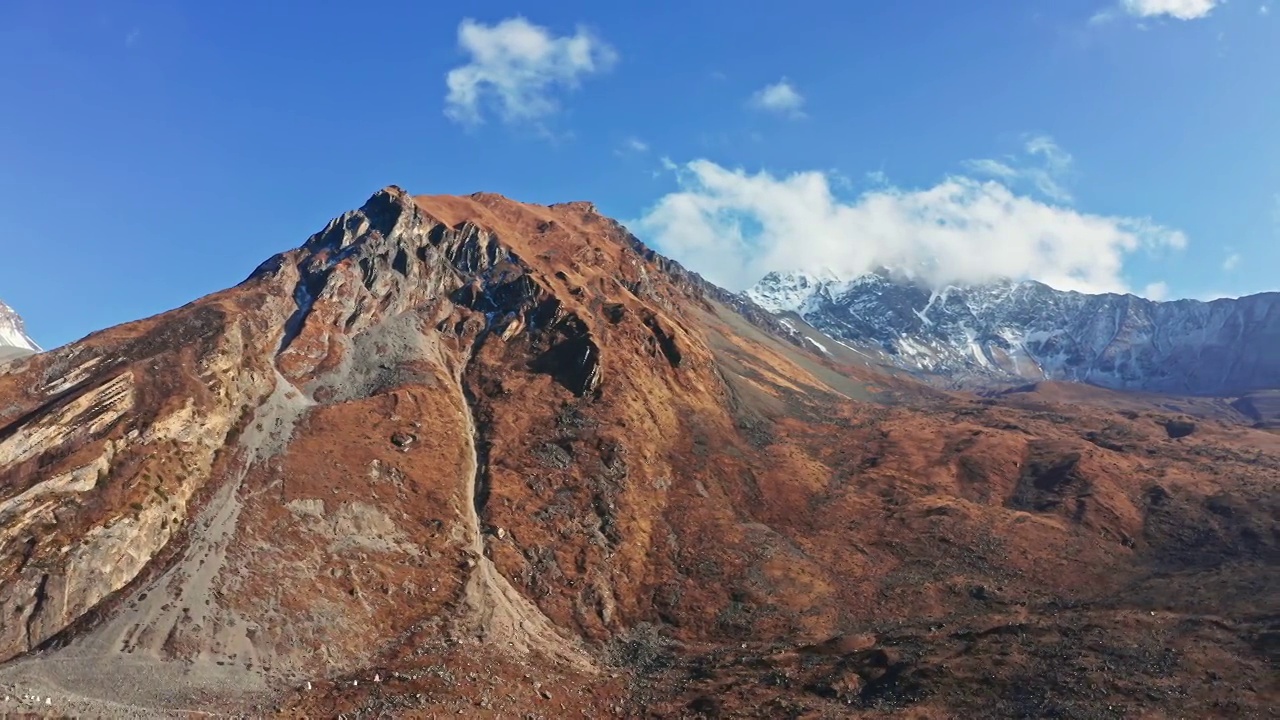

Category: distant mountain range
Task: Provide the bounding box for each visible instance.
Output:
[747,270,1280,396]
[0,299,39,362]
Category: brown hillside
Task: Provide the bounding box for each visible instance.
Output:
[0,187,1276,717]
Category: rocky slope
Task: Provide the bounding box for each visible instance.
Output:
[748,270,1280,395]
[0,188,1276,717]
[0,300,39,364]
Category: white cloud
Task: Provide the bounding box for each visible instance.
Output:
[1263,5,1272,15]
[749,78,806,118]
[634,160,1188,295]
[1025,136,1073,175]
[651,156,678,179]
[444,17,616,126]
[617,137,649,155]
[965,135,1075,204]
[963,159,1019,179]
[1118,0,1223,19]
[1223,252,1241,271]
[1142,281,1171,300]
[864,170,891,187]
[125,28,140,47]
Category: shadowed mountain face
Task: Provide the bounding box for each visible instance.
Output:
[0,188,1276,717]
[748,270,1280,395]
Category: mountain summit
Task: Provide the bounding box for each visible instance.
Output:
[748,270,1280,394]
[0,299,39,362]
[0,189,1276,717]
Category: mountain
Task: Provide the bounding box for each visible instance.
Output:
[0,300,40,363]
[748,270,1280,395]
[1,188,1276,717]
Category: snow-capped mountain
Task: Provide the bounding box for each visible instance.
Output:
[747,270,1280,395]
[0,299,40,360]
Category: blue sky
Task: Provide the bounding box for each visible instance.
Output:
[1,0,1277,349]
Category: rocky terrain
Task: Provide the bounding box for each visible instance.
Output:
[0,300,39,365]
[748,270,1280,396]
[0,188,1276,718]
[1233,390,1280,430]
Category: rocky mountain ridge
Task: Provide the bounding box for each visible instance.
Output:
[747,270,1280,395]
[0,189,1276,717]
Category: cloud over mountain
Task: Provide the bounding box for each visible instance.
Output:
[634,159,1187,295]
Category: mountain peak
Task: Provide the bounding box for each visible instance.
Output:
[746,267,929,314]
[549,200,599,215]
[744,269,833,313]
[0,299,39,357]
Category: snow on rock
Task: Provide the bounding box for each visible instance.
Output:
[0,300,39,355]
[745,270,1280,395]
[745,270,833,313]
[804,336,830,355]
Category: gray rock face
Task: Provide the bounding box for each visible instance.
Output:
[0,300,39,361]
[747,270,1280,395]
[0,186,628,670]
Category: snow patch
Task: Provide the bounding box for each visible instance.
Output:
[804,336,830,355]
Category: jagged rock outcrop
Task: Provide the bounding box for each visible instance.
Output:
[748,270,1280,395]
[0,187,767,704]
[0,189,1276,717]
